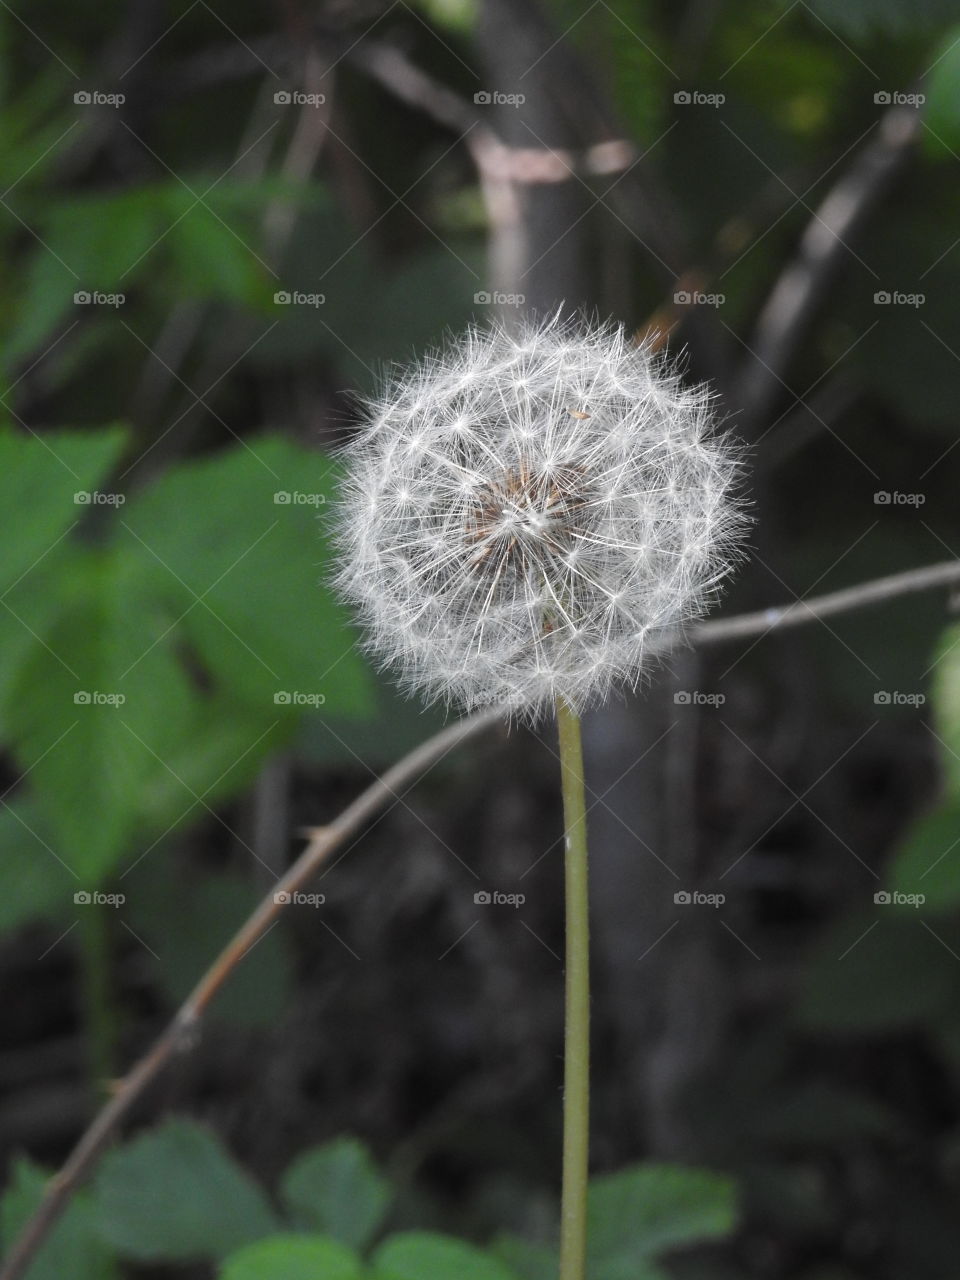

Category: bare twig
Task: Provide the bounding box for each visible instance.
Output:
[694,558,960,645]
[0,706,503,1280]
[733,105,922,428]
[4,554,959,1278]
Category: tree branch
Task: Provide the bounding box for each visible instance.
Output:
[0,706,503,1280]
[694,557,960,645]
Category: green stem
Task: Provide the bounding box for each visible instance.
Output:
[557,697,590,1280]
[77,906,117,1097]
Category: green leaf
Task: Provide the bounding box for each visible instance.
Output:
[93,1118,279,1261]
[0,797,76,934]
[0,424,125,595]
[280,1137,392,1250]
[122,434,375,720]
[889,802,960,909]
[372,1231,519,1280]
[1,1159,113,1280]
[587,1164,737,1277]
[219,1234,365,1280]
[924,25,960,160]
[4,548,199,883]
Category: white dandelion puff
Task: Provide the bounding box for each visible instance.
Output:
[332,314,748,719]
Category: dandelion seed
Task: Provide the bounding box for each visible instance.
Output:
[333,314,748,719]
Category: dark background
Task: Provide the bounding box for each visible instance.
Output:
[2,1,960,1277]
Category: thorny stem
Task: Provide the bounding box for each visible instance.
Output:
[557,696,590,1280]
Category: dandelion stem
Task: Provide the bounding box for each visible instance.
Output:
[557,696,590,1280]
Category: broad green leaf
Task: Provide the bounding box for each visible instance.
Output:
[219,1234,365,1280]
[9,191,165,368]
[798,911,955,1031]
[93,1118,279,1261]
[4,548,199,883]
[281,1136,392,1250]
[372,1231,519,1280]
[0,797,76,934]
[925,26,960,159]
[122,434,375,719]
[0,1159,113,1280]
[0,424,125,595]
[587,1164,737,1277]
[890,802,960,909]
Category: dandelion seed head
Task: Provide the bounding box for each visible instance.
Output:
[333,315,748,720]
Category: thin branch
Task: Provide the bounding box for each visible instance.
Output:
[733,104,922,429]
[0,706,504,1280]
[694,557,960,645]
[4,554,959,1278]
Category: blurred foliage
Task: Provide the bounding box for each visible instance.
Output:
[0,1127,738,1280]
